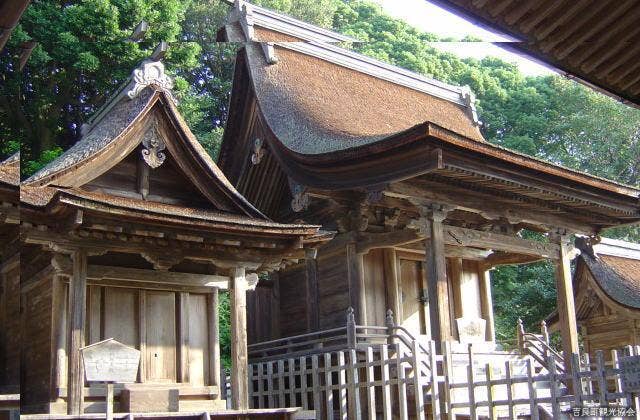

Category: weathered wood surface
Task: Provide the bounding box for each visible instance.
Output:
[81,339,140,383]
[423,206,451,347]
[552,233,579,377]
[68,249,87,415]
[230,267,249,410]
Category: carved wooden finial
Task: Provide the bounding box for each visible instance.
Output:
[346,307,355,323]
[385,309,395,328]
[127,60,175,103]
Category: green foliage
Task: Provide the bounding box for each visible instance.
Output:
[1,0,200,174]
[22,146,64,176]
[218,292,232,370]
[491,262,556,346]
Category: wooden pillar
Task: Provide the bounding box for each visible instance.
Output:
[67,249,87,415]
[422,206,451,349]
[552,233,579,374]
[479,268,496,342]
[208,288,221,392]
[305,248,319,332]
[346,242,366,324]
[178,292,190,384]
[230,266,248,410]
[382,248,401,321]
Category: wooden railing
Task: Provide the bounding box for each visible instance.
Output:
[247,310,640,420]
[517,318,566,374]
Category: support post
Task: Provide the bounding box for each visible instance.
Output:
[208,288,221,393]
[383,248,401,323]
[479,268,496,342]
[551,232,579,375]
[230,266,249,410]
[68,249,87,415]
[305,248,319,332]
[346,242,366,324]
[421,205,451,348]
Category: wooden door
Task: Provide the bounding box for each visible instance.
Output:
[145,291,177,382]
[399,258,428,336]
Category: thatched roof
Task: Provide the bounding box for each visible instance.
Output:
[0,153,19,187]
[243,43,485,155]
[579,239,640,310]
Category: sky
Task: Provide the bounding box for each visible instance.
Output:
[374,0,555,76]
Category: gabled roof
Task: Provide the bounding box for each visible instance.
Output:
[428,0,640,108]
[578,238,640,310]
[23,60,266,219]
[217,3,640,233]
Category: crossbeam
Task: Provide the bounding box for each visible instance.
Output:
[356,225,559,258]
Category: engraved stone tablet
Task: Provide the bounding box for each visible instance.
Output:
[456,317,486,344]
[81,338,141,383]
[620,355,640,393]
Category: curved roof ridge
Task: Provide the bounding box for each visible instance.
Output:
[225,0,359,44]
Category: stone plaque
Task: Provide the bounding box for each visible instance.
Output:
[456,317,486,344]
[81,338,140,383]
[620,355,640,393]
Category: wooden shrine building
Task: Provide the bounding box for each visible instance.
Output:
[0,153,20,417]
[548,237,640,359]
[216,1,640,374]
[16,60,324,415]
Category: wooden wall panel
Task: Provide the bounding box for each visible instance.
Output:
[362,249,387,327]
[188,294,209,386]
[247,282,279,344]
[278,265,308,337]
[21,278,53,408]
[460,260,482,319]
[317,248,350,330]
[104,287,138,348]
[399,259,427,336]
[0,254,19,389]
[145,291,176,382]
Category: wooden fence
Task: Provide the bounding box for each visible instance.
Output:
[248,340,640,420]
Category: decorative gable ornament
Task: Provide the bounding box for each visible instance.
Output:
[141,124,167,168]
[127,60,176,104]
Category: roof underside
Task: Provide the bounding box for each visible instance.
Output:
[430,0,640,108]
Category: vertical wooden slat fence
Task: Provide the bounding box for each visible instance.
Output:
[248,312,640,420]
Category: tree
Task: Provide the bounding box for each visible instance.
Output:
[1,0,200,174]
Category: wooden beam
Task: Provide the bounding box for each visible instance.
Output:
[230,266,249,410]
[552,233,579,378]
[178,292,190,384]
[346,242,365,324]
[208,289,221,392]
[382,248,401,322]
[479,269,496,342]
[52,259,231,289]
[67,249,87,415]
[388,179,601,234]
[422,206,451,348]
[305,249,320,332]
[356,229,420,254]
